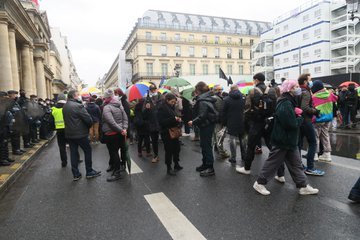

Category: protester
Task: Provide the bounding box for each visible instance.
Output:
[51,94,68,167]
[18,89,34,148]
[188,81,218,177]
[345,84,358,129]
[63,90,101,181]
[181,96,192,136]
[311,80,338,162]
[253,80,319,196]
[237,73,277,175]
[134,99,151,157]
[158,93,183,176]
[298,74,324,176]
[222,85,246,166]
[8,90,24,156]
[101,89,128,182]
[86,98,101,144]
[0,91,13,166]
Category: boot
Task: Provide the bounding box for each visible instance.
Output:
[174,163,183,171]
[196,164,207,172]
[167,165,176,176]
[0,160,11,166]
[107,170,122,182]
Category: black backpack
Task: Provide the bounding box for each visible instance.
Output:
[250,87,276,119]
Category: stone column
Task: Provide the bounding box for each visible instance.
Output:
[0,20,13,90]
[29,46,36,95]
[34,55,46,98]
[21,44,33,94]
[8,27,20,91]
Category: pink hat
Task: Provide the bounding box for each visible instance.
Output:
[280,80,298,93]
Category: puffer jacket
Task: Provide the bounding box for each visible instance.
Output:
[86,102,101,123]
[192,91,217,127]
[222,90,245,136]
[299,86,318,123]
[63,99,93,139]
[312,89,338,123]
[102,98,128,134]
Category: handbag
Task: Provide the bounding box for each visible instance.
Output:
[168,127,182,139]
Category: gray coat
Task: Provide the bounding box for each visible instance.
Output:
[102,99,128,134]
[63,99,93,139]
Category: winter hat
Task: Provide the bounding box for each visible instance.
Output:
[280,79,298,93]
[311,80,324,93]
[104,89,114,98]
[57,93,66,103]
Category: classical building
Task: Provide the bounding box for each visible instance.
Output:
[49,40,67,94]
[117,10,270,86]
[0,0,54,98]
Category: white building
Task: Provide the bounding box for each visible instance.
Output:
[252,0,359,82]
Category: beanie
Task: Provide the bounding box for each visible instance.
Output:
[104,89,114,98]
[311,80,324,93]
[280,79,297,93]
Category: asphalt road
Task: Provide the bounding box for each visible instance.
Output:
[0,136,359,240]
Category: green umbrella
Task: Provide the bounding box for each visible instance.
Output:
[163,77,191,88]
[181,88,195,101]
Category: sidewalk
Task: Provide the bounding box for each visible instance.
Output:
[0,137,54,197]
[330,126,360,135]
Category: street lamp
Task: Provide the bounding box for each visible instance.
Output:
[346,0,360,21]
[174,64,181,77]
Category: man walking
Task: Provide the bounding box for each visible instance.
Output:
[63,90,101,181]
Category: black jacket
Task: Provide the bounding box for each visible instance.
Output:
[63,99,93,139]
[86,102,101,123]
[143,96,160,132]
[192,91,217,127]
[134,100,150,135]
[222,90,245,136]
[157,102,179,137]
[181,97,192,122]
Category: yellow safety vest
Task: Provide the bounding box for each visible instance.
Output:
[51,107,65,129]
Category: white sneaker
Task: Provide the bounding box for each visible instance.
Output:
[182,133,191,137]
[274,176,285,183]
[319,152,332,162]
[314,153,319,161]
[299,185,319,195]
[253,181,270,195]
[236,166,251,175]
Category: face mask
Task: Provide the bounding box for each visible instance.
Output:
[77,96,82,102]
[308,81,313,88]
[294,87,302,96]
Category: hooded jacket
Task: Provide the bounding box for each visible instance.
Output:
[312,89,338,123]
[86,102,101,123]
[299,85,318,123]
[222,90,245,136]
[192,91,217,127]
[102,98,128,134]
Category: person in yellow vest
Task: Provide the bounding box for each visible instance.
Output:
[51,94,67,167]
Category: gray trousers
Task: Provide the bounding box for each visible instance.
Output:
[257,147,307,188]
[213,124,227,156]
[314,122,331,153]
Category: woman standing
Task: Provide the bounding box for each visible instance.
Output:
[102,89,128,182]
[157,93,182,176]
[253,80,319,196]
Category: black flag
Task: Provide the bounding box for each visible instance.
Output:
[219,68,228,81]
[228,76,233,86]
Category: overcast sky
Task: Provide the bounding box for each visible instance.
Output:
[40,0,310,86]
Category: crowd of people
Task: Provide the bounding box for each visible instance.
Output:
[0,72,359,202]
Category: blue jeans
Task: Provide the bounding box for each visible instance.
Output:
[68,137,93,177]
[299,121,317,170]
[199,124,215,167]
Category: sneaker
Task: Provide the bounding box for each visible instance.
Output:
[314,153,319,161]
[274,176,285,183]
[236,166,251,175]
[86,170,101,179]
[174,164,183,171]
[73,174,82,181]
[348,193,360,203]
[196,164,207,172]
[304,168,325,176]
[200,168,215,177]
[0,160,11,166]
[228,158,236,164]
[61,162,67,167]
[299,185,319,195]
[253,181,270,195]
[182,133,191,137]
[107,170,122,182]
[151,156,159,163]
[319,152,332,162]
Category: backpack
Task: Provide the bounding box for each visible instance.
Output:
[206,101,219,123]
[250,87,276,119]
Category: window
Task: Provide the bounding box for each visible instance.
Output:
[175,46,181,57]
[146,63,153,76]
[275,43,280,50]
[314,28,321,37]
[227,37,232,44]
[188,34,194,41]
[146,32,152,40]
[215,48,220,58]
[175,33,180,41]
[160,33,166,40]
[146,44,152,56]
[161,45,167,56]
[187,22,193,30]
[314,49,321,56]
[189,46,194,57]
[161,63,168,76]
[250,39,254,46]
[203,64,209,75]
[315,66,321,73]
[275,73,281,79]
[302,52,309,58]
[275,28,280,34]
[314,9,321,18]
[275,58,280,66]
[283,72,289,78]
[227,48,232,59]
[283,40,289,47]
[202,47,207,58]
[283,25,288,31]
[303,68,310,74]
[215,64,220,74]
[303,14,309,22]
[283,57,289,63]
[227,64,233,75]
[202,35,207,43]
[239,38,243,45]
[215,36,219,44]
[303,33,309,40]
[293,54,299,62]
[189,64,195,75]
[239,65,244,75]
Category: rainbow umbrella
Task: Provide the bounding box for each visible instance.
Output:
[80,86,101,95]
[239,86,253,95]
[208,83,215,89]
[158,88,171,94]
[126,82,151,102]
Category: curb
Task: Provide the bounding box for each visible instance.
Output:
[0,136,55,199]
